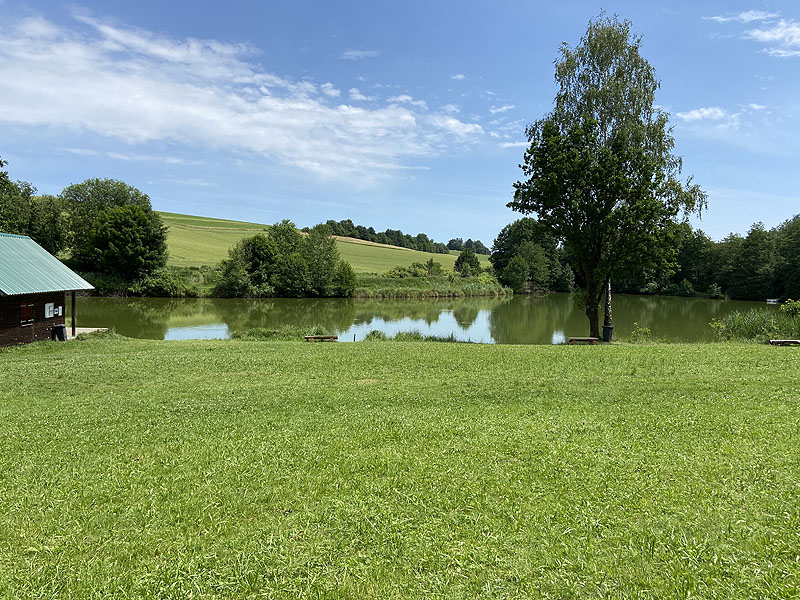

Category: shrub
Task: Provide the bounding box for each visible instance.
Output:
[332,261,357,297]
[454,248,481,277]
[780,299,800,318]
[707,283,724,299]
[629,322,652,343]
[128,269,198,298]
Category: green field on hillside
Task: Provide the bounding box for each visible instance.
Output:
[1,338,799,598]
[159,212,490,273]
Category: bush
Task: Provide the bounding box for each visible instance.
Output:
[332,261,357,297]
[628,322,652,343]
[128,269,198,298]
[780,299,800,318]
[454,248,481,277]
[707,283,724,299]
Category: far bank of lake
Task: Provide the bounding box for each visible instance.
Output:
[68,294,769,344]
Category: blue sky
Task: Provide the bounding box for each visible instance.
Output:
[1,1,798,245]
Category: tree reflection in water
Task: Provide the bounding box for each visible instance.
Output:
[70,294,767,343]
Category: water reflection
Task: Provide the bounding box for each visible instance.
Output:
[68,294,768,344]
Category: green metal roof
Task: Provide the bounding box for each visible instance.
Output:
[0,233,94,296]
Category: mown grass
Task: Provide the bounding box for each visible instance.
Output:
[1,340,799,598]
[159,212,490,273]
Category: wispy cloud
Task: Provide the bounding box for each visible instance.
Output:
[705,11,800,58]
[676,107,729,121]
[500,141,528,148]
[65,148,201,165]
[440,104,460,113]
[748,103,767,110]
[387,94,428,109]
[489,105,515,114]
[340,49,380,60]
[746,19,800,57]
[450,73,465,80]
[0,16,483,179]
[705,10,778,23]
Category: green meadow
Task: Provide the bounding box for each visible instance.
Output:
[1,337,799,598]
[159,212,490,273]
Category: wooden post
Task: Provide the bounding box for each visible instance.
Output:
[71,291,76,338]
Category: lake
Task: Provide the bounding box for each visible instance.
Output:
[67,294,769,344]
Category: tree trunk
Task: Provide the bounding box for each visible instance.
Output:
[603,279,613,328]
[585,284,601,338]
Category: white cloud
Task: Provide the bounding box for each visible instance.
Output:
[387,94,428,109]
[348,87,372,101]
[320,82,340,97]
[451,73,465,80]
[705,11,778,23]
[440,104,460,113]
[500,141,528,148]
[65,147,199,164]
[340,49,380,60]
[707,12,800,58]
[0,16,483,179]
[746,19,800,57]
[675,107,728,121]
[489,104,515,114]
[748,103,767,110]
[426,115,483,136]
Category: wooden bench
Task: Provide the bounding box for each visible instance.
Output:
[567,336,599,345]
[304,335,338,342]
[769,339,800,346]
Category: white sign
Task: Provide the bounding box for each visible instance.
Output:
[45,303,54,318]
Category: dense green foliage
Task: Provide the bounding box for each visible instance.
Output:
[382,259,447,278]
[446,237,490,254]
[509,16,705,336]
[2,339,799,597]
[307,218,452,254]
[0,158,67,254]
[453,247,481,277]
[614,217,800,301]
[0,157,168,282]
[87,205,167,280]
[214,222,356,298]
[490,218,574,293]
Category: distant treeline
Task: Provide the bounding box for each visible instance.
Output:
[491,215,800,301]
[304,219,489,255]
[614,217,800,301]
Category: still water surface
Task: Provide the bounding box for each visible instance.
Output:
[69,294,767,344]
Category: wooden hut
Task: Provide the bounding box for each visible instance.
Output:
[0,233,94,346]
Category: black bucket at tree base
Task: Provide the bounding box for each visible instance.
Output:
[602,325,614,343]
[51,324,67,342]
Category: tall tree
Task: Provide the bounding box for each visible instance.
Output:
[509,15,706,337]
[61,178,162,271]
[303,224,340,296]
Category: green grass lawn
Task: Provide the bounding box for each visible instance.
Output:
[1,339,799,598]
[160,212,490,273]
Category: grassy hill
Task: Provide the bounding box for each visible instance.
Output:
[159,212,490,273]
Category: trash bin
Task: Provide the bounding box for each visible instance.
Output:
[52,324,67,342]
[602,325,614,343]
